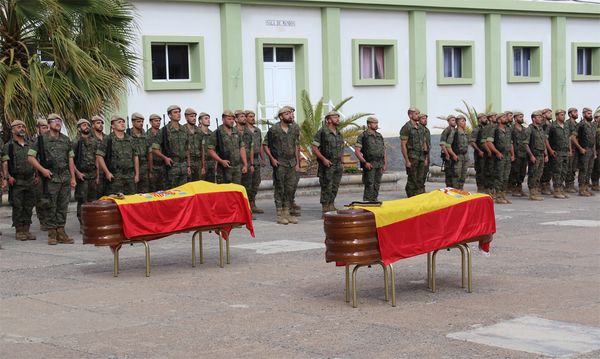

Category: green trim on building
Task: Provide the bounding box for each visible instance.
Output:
[255,38,309,122]
[408,10,427,112]
[321,7,342,103]
[551,16,567,111]
[506,41,543,83]
[220,3,244,109]
[485,14,501,111]
[436,40,475,85]
[142,35,205,91]
[351,39,398,86]
[571,42,600,81]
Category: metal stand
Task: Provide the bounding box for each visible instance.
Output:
[427,244,472,293]
[344,261,396,308]
[111,240,150,277]
[192,230,230,268]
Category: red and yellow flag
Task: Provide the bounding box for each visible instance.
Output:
[102,181,254,240]
[354,189,495,265]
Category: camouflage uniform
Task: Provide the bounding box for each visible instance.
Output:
[186,125,203,182]
[565,118,579,191]
[28,132,74,231]
[131,129,150,193]
[147,128,166,191]
[489,126,513,195]
[152,123,190,188]
[419,124,431,191]
[313,126,344,207]
[540,120,553,193]
[2,138,35,230]
[524,124,546,191]
[470,124,485,191]
[73,135,99,223]
[356,129,385,201]
[510,124,529,195]
[480,122,496,191]
[208,125,244,184]
[200,128,216,183]
[548,121,571,193]
[447,128,470,190]
[576,119,596,191]
[400,121,426,197]
[440,126,456,187]
[97,133,139,195]
[264,122,299,210]
[239,126,254,195]
[248,126,263,204]
[591,121,600,190]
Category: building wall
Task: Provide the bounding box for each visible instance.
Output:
[426,13,486,131]
[339,9,410,137]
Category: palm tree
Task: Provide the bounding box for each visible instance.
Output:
[0,0,137,138]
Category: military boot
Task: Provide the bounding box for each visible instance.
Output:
[494,193,508,204]
[276,208,289,225]
[512,185,522,197]
[250,200,264,214]
[56,227,74,244]
[40,223,48,231]
[565,182,577,193]
[292,202,301,211]
[560,186,570,198]
[578,184,591,197]
[47,229,58,245]
[529,188,542,201]
[502,192,512,204]
[284,208,298,224]
[15,226,28,241]
[586,184,595,196]
[329,203,338,212]
[552,187,566,199]
[541,183,552,195]
[591,183,600,191]
[24,225,36,240]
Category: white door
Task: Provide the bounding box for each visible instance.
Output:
[263,46,296,120]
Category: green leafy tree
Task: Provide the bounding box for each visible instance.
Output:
[0,0,137,138]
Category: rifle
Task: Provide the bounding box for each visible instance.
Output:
[125,115,131,136]
[105,137,114,173]
[161,114,171,184]
[37,135,51,197]
[7,140,15,178]
[74,137,84,172]
[215,116,230,161]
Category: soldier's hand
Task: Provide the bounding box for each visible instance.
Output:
[33,176,40,185]
[530,155,537,163]
[76,172,85,181]
[148,171,153,179]
[544,155,549,163]
[365,162,373,170]
[8,176,15,186]
[187,167,191,176]
[106,172,114,182]
[41,168,52,179]
[220,159,231,168]
[322,158,333,168]
[549,150,556,158]
[70,177,76,188]
[241,165,248,174]
[250,165,255,173]
[478,151,484,158]
[201,167,206,176]
[134,174,139,184]
[511,155,515,162]
[1,178,6,190]
[270,158,279,168]
[495,152,503,160]
[95,177,100,185]
[444,153,450,160]
[405,160,412,169]
[164,157,174,167]
[294,164,301,172]
[568,151,573,157]
[579,148,586,155]
[452,154,458,161]
[261,159,266,167]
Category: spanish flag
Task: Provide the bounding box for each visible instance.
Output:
[354,189,495,265]
[102,181,254,240]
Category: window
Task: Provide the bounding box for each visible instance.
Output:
[142,36,205,91]
[571,42,600,81]
[263,47,294,63]
[507,42,542,83]
[352,39,397,86]
[436,41,474,85]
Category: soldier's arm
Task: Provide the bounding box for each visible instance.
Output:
[133,155,139,183]
[95,155,112,179]
[545,137,555,157]
[27,152,51,178]
[2,160,9,183]
[400,139,410,168]
[68,157,76,188]
[354,134,367,165]
[570,134,584,153]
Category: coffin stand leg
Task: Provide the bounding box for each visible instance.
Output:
[429,245,472,293]
[218,231,224,268]
[388,264,396,307]
[345,265,350,303]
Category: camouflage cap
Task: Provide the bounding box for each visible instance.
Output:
[10,120,26,127]
[567,107,578,114]
[47,113,62,122]
[555,109,566,115]
[166,104,181,114]
[477,112,487,118]
[110,115,125,123]
[325,110,340,119]
[198,112,210,118]
[131,112,145,121]
[184,108,197,116]
[366,116,378,123]
[582,107,593,113]
[446,114,456,120]
[456,114,466,120]
[149,113,161,121]
[594,110,600,118]
[244,110,256,116]
[234,110,245,117]
[36,118,48,126]
[418,113,428,119]
[222,109,234,118]
[514,111,523,117]
[542,108,552,113]
[407,107,420,114]
[504,110,514,114]
[77,118,91,127]
[91,115,105,124]
[486,112,497,117]
[277,106,294,116]
[531,111,542,117]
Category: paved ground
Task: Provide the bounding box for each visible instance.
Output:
[1,182,599,358]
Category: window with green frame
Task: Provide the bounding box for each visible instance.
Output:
[436,40,474,85]
[507,41,542,83]
[571,42,600,81]
[142,36,205,91]
[352,39,397,86]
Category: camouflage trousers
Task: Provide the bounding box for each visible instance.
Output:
[75,174,97,223]
[565,154,578,186]
[527,153,545,189]
[9,178,35,227]
[541,160,552,186]
[443,157,454,188]
[46,180,71,229]
[34,181,50,227]
[405,157,425,198]
[168,161,189,188]
[592,153,600,185]
[577,149,594,186]
[217,164,241,185]
[247,162,262,202]
[150,163,166,192]
[550,152,569,188]
[493,154,511,192]
[273,165,297,209]
[188,157,202,182]
[136,162,149,194]
[483,154,495,190]
[318,162,343,205]
[241,166,253,198]
[202,161,217,183]
[509,156,528,189]
[474,153,484,189]
[362,166,383,201]
[452,154,469,190]
[105,175,136,195]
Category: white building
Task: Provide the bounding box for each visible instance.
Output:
[121,0,600,137]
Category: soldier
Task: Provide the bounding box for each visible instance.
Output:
[400,107,426,197]
[418,113,431,194]
[470,113,488,193]
[263,106,300,224]
[152,105,191,188]
[539,108,554,195]
[572,107,596,196]
[33,118,50,230]
[90,115,106,197]
[208,110,248,184]
[447,115,470,190]
[591,110,600,192]
[130,112,150,193]
[287,107,303,217]
[73,119,99,230]
[523,111,548,201]
[96,116,140,195]
[509,112,529,197]
[2,120,36,240]
[565,108,579,193]
[312,110,344,213]
[27,113,76,245]
[147,114,166,191]
[183,108,203,182]
[487,112,514,204]
[547,109,571,199]
[198,112,216,183]
[440,115,458,187]
[235,110,255,208]
[245,110,264,213]
[355,116,387,201]
[481,112,498,194]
